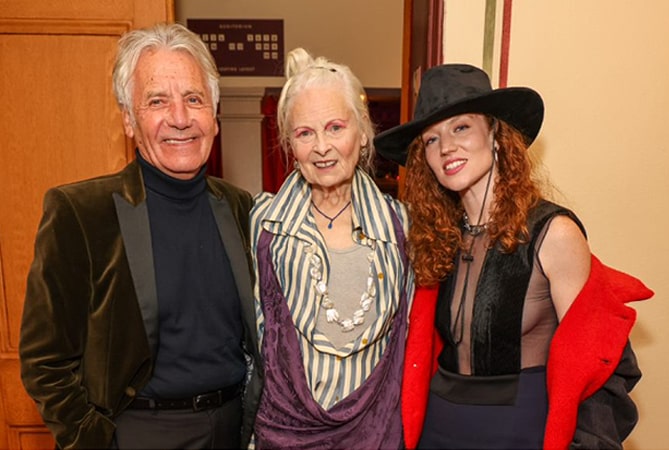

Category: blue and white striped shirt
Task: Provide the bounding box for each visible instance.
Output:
[250,169,415,409]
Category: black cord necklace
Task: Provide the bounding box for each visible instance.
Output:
[451,235,478,345]
[451,144,496,345]
[311,200,351,229]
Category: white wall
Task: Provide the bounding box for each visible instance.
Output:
[444,2,668,449]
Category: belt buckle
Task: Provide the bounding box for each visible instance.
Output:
[192,393,208,412]
[192,391,222,412]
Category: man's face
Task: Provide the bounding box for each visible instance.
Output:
[123,48,218,180]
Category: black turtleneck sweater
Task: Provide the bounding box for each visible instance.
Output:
[137,154,245,398]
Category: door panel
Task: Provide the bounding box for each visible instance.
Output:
[0,2,173,448]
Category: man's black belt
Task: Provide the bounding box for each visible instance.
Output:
[128,382,242,412]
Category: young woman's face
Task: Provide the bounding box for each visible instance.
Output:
[422,113,495,196]
[289,85,367,193]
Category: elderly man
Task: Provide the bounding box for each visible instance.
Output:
[19,23,261,449]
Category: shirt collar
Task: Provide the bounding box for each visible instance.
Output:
[261,169,400,245]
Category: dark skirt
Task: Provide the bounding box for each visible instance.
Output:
[418,367,548,450]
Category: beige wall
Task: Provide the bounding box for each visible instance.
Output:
[444,2,668,449]
[176,0,403,89]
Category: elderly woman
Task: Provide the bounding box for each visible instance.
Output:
[374,64,653,449]
[249,48,414,449]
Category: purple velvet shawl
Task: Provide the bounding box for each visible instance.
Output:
[254,213,408,449]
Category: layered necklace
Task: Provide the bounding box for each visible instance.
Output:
[462,211,488,236]
[307,232,377,332]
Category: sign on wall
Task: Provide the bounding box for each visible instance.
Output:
[187,19,284,77]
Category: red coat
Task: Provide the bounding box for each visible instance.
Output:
[401,255,653,449]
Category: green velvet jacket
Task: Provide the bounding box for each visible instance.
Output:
[19,160,263,449]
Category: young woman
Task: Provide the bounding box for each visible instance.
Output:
[374,64,652,449]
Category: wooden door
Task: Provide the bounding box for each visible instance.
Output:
[398,0,443,196]
[0,1,173,448]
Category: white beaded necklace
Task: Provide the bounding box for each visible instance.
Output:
[307,232,378,332]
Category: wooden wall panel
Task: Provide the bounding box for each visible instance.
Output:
[0,2,174,448]
[9,428,53,450]
[1,1,132,22]
[1,30,130,352]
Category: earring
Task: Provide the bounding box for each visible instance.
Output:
[360,146,368,159]
[493,145,499,162]
[294,160,300,170]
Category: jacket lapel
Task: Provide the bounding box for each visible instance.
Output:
[113,161,159,356]
[209,194,254,316]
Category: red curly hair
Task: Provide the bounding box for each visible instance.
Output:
[403,118,543,286]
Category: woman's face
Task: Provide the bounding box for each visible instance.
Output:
[289,85,367,193]
[422,113,495,196]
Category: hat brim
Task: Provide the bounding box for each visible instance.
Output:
[374,88,544,166]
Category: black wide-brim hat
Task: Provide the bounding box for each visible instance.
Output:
[374,64,544,166]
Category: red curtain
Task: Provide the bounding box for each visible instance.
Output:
[261,94,292,193]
